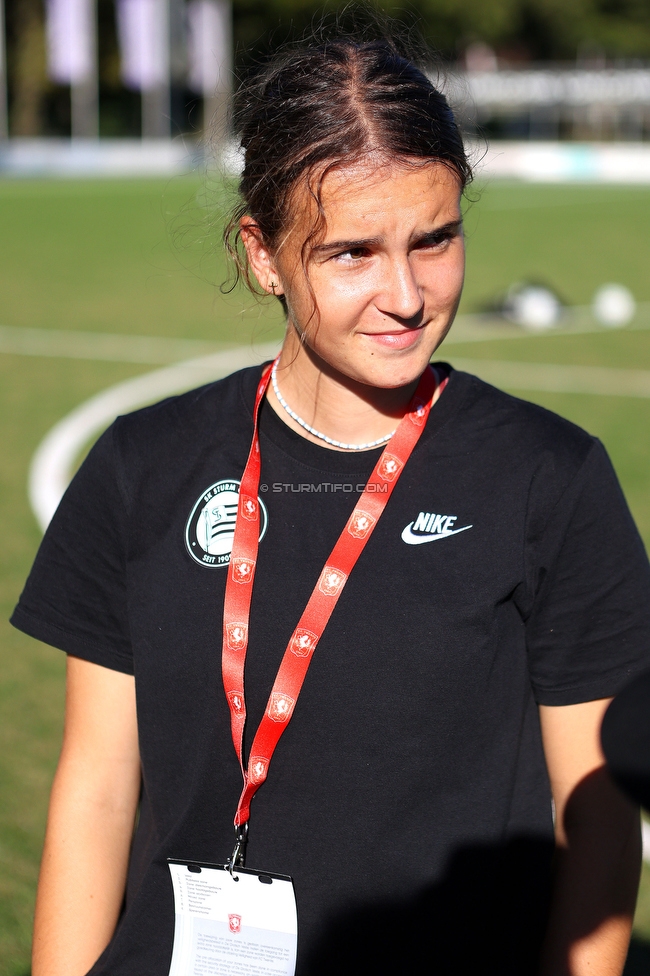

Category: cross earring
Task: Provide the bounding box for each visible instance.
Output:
[270,281,278,295]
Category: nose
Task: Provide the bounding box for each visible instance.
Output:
[377,257,424,323]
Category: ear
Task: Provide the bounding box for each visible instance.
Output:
[240,217,283,296]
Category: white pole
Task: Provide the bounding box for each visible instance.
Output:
[45,0,99,139]
[186,0,232,139]
[141,0,170,138]
[211,0,232,140]
[117,0,170,139]
[70,0,98,139]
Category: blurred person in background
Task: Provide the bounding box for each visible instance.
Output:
[11,24,650,976]
[603,670,650,813]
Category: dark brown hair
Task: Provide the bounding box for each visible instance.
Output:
[224,32,471,303]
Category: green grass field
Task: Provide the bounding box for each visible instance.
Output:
[1,175,650,974]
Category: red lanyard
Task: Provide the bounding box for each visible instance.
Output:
[223,361,447,830]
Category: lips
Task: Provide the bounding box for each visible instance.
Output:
[362,329,422,349]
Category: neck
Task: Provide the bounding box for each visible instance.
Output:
[266,330,419,452]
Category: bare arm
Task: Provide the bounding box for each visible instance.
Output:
[539,698,641,976]
[32,656,141,976]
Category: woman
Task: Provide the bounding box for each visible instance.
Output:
[12,34,650,976]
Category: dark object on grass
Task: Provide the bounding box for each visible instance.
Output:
[624,936,650,975]
[602,669,650,811]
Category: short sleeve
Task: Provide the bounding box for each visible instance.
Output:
[11,423,133,674]
[526,439,650,705]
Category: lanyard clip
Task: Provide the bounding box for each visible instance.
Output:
[227,822,249,877]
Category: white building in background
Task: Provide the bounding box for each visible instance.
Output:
[444,66,650,141]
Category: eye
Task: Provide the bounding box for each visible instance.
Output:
[333,246,370,262]
[416,233,450,250]
[414,226,461,252]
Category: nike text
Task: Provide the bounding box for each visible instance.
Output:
[402,512,473,545]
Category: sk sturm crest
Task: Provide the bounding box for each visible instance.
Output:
[185,480,268,568]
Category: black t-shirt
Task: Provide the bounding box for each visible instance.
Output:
[12,365,650,976]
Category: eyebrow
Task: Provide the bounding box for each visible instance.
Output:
[312,236,384,253]
[312,220,463,253]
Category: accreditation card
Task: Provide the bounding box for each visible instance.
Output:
[167,860,297,976]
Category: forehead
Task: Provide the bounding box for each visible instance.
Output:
[296,158,461,240]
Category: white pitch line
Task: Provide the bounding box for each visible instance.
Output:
[452,358,650,398]
[0,324,225,364]
[29,343,280,532]
[443,303,650,346]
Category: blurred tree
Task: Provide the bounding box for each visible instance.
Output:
[230,0,650,69]
[5,0,47,135]
[97,0,141,136]
[516,0,650,61]
[415,0,522,54]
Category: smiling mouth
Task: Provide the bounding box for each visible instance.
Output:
[362,329,423,349]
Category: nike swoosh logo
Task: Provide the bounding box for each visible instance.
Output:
[401,523,473,545]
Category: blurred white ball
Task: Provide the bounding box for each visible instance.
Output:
[592,284,636,328]
[505,286,561,331]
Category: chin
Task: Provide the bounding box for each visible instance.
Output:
[365,353,436,389]
[351,364,429,391]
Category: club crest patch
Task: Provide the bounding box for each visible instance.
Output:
[409,397,428,427]
[290,629,318,657]
[318,566,347,597]
[225,623,248,651]
[227,690,245,715]
[347,509,376,539]
[249,757,268,784]
[377,454,403,481]
[185,480,268,568]
[268,692,295,723]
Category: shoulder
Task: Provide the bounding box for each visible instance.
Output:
[432,366,611,532]
[96,365,262,511]
[111,364,261,451]
[445,366,596,473]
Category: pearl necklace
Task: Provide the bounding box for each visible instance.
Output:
[271,361,396,452]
